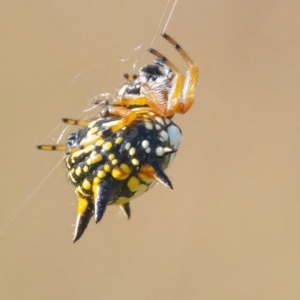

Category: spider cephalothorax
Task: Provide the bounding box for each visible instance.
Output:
[37,33,198,242]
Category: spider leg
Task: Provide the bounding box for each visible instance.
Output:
[62,118,89,126]
[37,144,67,151]
[105,106,138,133]
[37,118,89,151]
[161,33,198,113]
[111,95,149,107]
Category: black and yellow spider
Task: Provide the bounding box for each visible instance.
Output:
[37,33,198,242]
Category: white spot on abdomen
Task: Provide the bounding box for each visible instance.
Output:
[167,124,183,164]
[167,124,183,150]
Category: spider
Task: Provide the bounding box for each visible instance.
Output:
[37,33,198,242]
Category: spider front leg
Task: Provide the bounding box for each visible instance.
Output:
[161,33,198,114]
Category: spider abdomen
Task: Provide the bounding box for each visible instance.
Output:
[66,112,182,241]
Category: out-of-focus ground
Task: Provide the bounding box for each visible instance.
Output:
[0,1,300,299]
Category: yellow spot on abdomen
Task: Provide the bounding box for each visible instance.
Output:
[96,139,104,147]
[108,153,115,160]
[103,142,112,151]
[71,150,81,159]
[92,177,101,199]
[115,137,123,144]
[93,177,101,185]
[131,158,139,166]
[97,170,106,179]
[111,159,118,165]
[112,163,131,180]
[91,154,102,164]
[84,145,94,154]
[129,147,136,156]
[88,127,99,135]
[120,163,131,173]
[82,179,91,190]
[114,196,130,205]
[127,176,141,192]
[78,197,88,214]
[104,164,111,172]
[75,167,82,176]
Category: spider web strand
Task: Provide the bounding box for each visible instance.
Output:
[0,156,66,235]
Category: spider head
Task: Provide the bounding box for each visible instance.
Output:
[119,65,164,96]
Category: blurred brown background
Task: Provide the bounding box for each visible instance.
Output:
[1,1,299,299]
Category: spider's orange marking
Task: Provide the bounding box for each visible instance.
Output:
[138,165,156,180]
[107,106,137,133]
